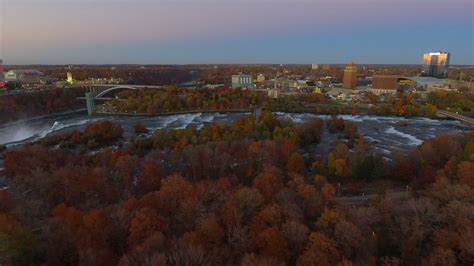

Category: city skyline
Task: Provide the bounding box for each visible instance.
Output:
[1,0,473,65]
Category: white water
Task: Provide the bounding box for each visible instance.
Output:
[176,113,201,129]
[0,112,471,154]
[384,126,423,146]
[157,115,181,129]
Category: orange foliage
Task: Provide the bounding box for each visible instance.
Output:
[255,227,290,260]
[287,152,305,174]
[128,207,167,247]
[252,165,284,200]
[457,161,474,188]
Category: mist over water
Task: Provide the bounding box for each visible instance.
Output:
[0,112,472,155]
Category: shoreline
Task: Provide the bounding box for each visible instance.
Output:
[0,108,87,127]
[92,108,452,121]
[94,108,254,117]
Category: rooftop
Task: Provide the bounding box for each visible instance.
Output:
[405,76,449,86]
[7,69,44,75]
[326,87,358,96]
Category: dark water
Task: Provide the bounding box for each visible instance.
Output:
[0,111,472,153]
[0,110,472,189]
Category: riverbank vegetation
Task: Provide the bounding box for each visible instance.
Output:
[108,87,332,115]
[428,90,474,118]
[106,86,447,119]
[0,88,84,123]
[1,112,473,265]
[368,94,438,117]
[42,65,195,86]
[37,120,124,149]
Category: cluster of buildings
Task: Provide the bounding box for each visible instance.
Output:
[311,64,332,71]
[0,60,45,89]
[1,50,469,98]
[367,52,470,96]
[231,74,254,89]
[4,69,45,84]
[229,51,471,102]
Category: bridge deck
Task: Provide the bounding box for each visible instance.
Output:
[437,110,474,125]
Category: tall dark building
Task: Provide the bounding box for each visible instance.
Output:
[343,61,357,89]
[422,52,450,78]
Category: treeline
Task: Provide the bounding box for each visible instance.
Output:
[109,86,329,115]
[367,94,438,117]
[0,114,473,265]
[368,91,474,118]
[108,87,448,119]
[428,90,474,117]
[0,88,84,122]
[42,66,195,86]
[37,120,124,149]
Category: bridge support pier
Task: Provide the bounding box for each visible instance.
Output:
[85,92,95,115]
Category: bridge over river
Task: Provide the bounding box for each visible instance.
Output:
[77,84,164,99]
[437,110,474,125]
[75,83,474,125]
[74,84,166,114]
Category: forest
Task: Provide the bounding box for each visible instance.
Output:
[39,66,195,86]
[107,86,446,119]
[0,88,84,123]
[107,87,330,115]
[427,91,474,118]
[1,112,473,265]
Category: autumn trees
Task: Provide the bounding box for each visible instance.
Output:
[0,213,40,265]
[107,86,333,115]
[38,120,124,148]
[367,94,439,118]
[428,91,474,118]
[84,120,124,143]
[1,110,473,265]
[133,122,148,134]
[111,87,270,114]
[298,117,324,146]
[0,88,84,123]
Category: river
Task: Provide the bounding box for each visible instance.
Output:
[0,110,472,189]
[0,110,472,152]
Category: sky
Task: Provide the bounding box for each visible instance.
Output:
[1,0,473,65]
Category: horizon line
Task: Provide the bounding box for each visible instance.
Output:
[3,63,474,67]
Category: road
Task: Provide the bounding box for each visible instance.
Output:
[337,190,410,207]
[437,110,474,125]
[0,87,57,97]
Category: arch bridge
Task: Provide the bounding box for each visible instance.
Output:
[79,84,163,115]
[81,84,163,99]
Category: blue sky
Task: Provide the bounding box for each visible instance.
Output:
[1,0,473,65]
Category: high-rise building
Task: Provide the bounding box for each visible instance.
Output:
[422,52,450,78]
[343,61,357,89]
[322,64,331,70]
[67,72,74,84]
[231,74,254,89]
[311,64,320,70]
